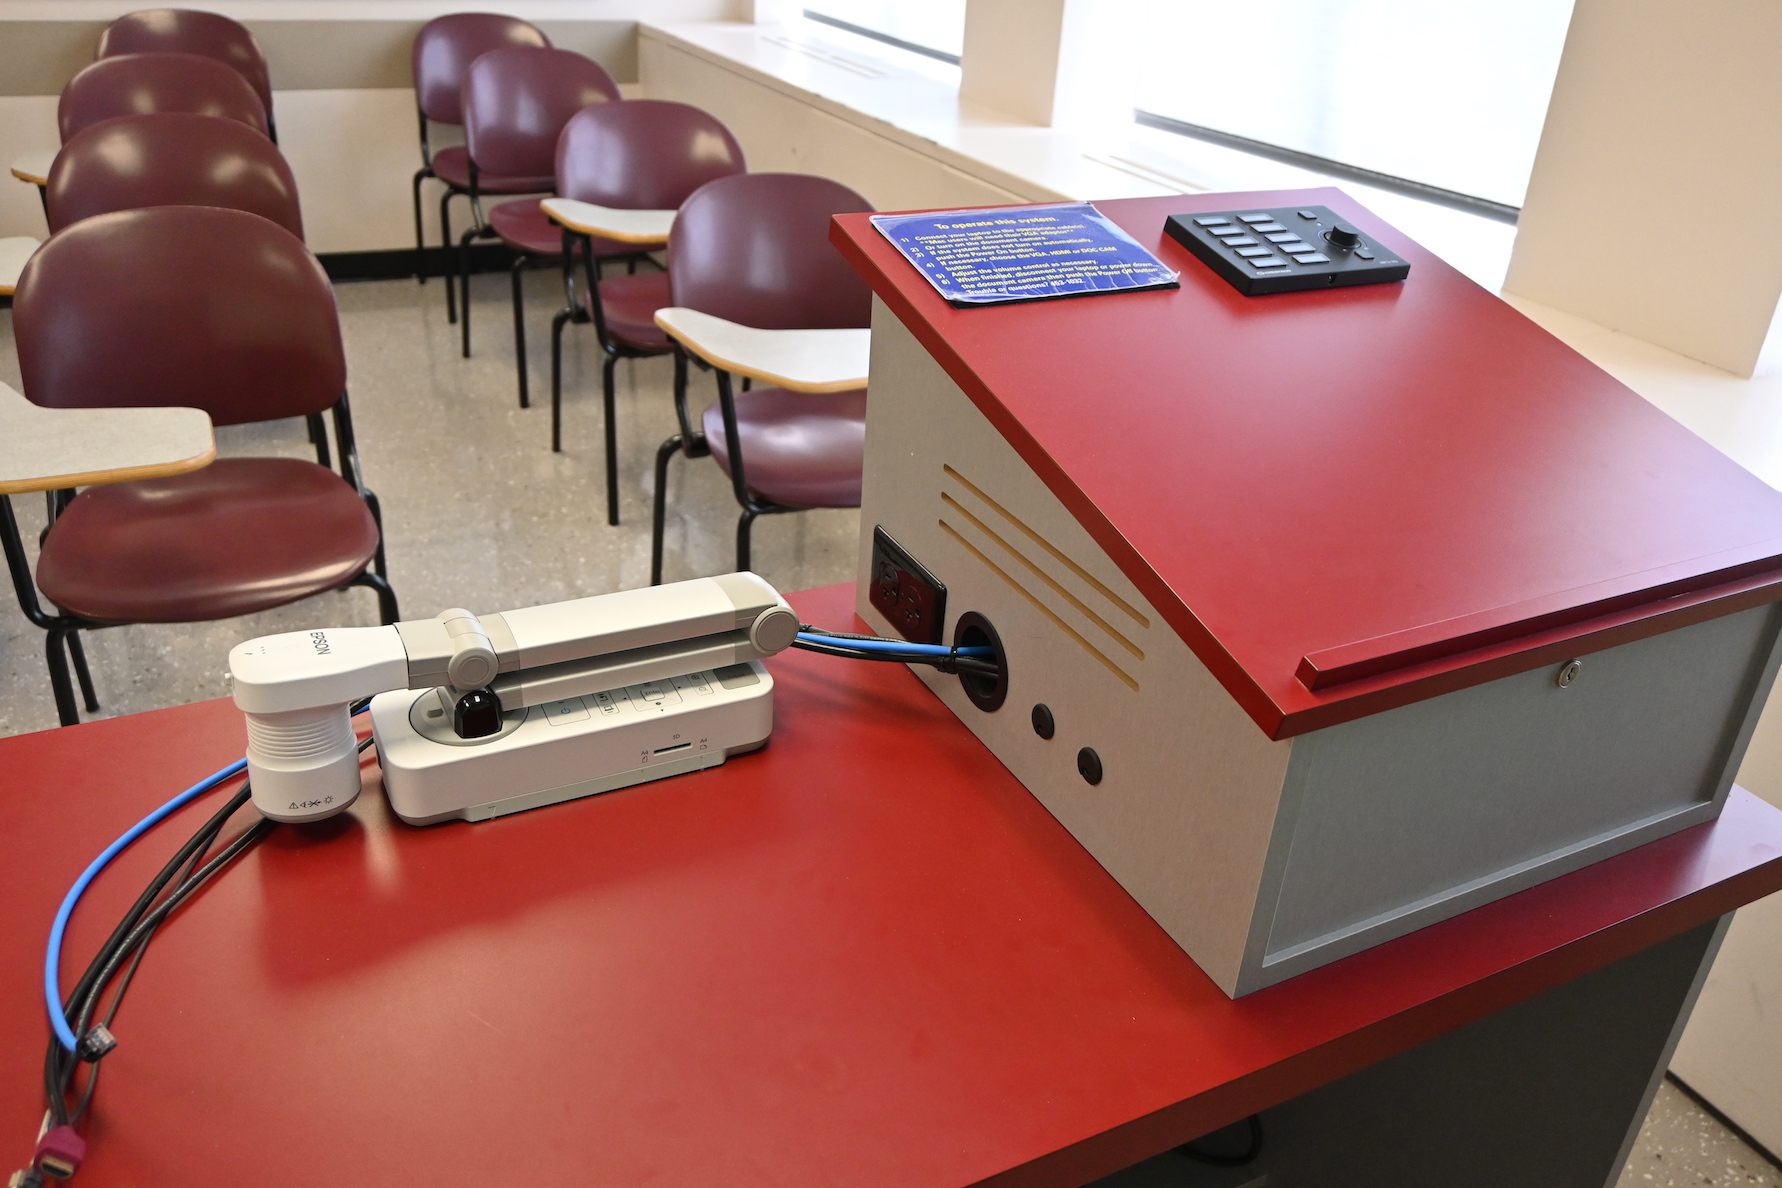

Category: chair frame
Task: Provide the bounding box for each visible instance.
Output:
[0,393,396,727]
[552,225,665,523]
[458,165,648,411]
[651,350,785,585]
[411,105,462,318]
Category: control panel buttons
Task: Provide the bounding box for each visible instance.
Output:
[1162,204,1409,295]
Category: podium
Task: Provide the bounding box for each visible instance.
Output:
[832,188,1782,996]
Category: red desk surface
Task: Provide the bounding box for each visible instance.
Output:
[4,583,1781,1188]
[832,193,1782,738]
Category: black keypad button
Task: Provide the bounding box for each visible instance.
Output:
[1354,249,1375,259]
[1252,223,1287,233]
[1298,209,1318,219]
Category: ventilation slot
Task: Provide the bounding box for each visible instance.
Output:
[941,464,1146,693]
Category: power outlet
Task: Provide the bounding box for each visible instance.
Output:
[870,526,946,646]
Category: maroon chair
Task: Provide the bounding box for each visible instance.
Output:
[95,10,276,140]
[650,173,874,584]
[3,206,397,726]
[411,14,551,318]
[457,45,624,408]
[549,100,746,523]
[46,112,301,238]
[58,52,268,142]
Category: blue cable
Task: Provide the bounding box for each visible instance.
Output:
[44,702,377,1049]
[797,632,992,658]
[45,758,247,1051]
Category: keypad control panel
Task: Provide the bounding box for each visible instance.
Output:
[1163,204,1409,295]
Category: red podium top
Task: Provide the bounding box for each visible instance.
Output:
[832,191,1782,738]
[3,585,1781,1188]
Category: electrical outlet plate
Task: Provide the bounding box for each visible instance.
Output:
[869,526,946,645]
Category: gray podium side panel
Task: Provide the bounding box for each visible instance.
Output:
[855,302,1292,995]
[1092,916,1731,1188]
[1239,603,1782,993]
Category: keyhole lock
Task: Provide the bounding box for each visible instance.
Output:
[1556,659,1583,689]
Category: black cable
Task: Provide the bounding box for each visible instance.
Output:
[45,785,254,1125]
[1176,1114,1262,1166]
[37,726,374,1160]
[789,636,1002,678]
[67,825,215,1127]
[69,817,275,1051]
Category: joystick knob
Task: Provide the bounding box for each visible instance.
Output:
[1326,223,1362,248]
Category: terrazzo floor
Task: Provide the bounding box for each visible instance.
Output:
[1,271,1777,1186]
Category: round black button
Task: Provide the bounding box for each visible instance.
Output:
[1031,703,1055,739]
[1326,223,1362,247]
[1077,747,1103,786]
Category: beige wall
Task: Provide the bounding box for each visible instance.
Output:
[638,31,1031,212]
[1505,0,1782,377]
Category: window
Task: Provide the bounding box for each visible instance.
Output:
[802,0,967,65]
[1134,0,1575,212]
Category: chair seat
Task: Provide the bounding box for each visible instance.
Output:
[491,199,636,260]
[429,145,552,195]
[702,387,867,509]
[587,270,673,352]
[36,457,380,623]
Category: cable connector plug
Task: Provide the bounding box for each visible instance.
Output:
[10,1168,48,1188]
[76,1025,115,1063]
[33,1127,85,1180]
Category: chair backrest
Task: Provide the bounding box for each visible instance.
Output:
[555,100,745,211]
[413,13,549,126]
[95,9,274,117]
[58,52,268,142]
[461,46,619,180]
[45,113,302,238]
[669,173,875,330]
[13,206,345,426]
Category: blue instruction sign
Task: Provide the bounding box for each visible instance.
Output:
[872,202,1178,307]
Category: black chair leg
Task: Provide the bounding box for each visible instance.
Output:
[352,569,401,624]
[459,226,480,357]
[440,191,457,323]
[736,509,759,575]
[363,489,389,578]
[511,257,530,407]
[651,434,682,586]
[602,353,621,526]
[412,168,428,284]
[550,306,573,453]
[66,630,100,712]
[45,629,80,727]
